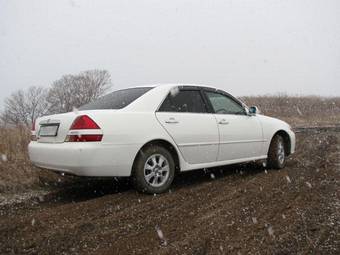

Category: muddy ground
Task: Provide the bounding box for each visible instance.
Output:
[0,131,339,255]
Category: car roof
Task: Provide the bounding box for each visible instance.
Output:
[122,83,219,91]
[121,83,225,112]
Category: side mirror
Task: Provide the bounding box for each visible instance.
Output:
[248,106,260,115]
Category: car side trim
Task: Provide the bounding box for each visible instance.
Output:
[178,139,266,147]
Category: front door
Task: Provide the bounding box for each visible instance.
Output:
[203,90,264,161]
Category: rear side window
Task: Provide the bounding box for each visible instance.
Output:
[158,90,207,113]
[79,87,152,110]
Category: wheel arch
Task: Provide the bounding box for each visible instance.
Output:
[132,139,181,174]
[270,130,292,156]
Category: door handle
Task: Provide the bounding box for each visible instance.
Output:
[218,119,229,125]
[165,118,179,124]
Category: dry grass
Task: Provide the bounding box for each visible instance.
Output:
[241,95,340,126]
[0,95,339,193]
[0,126,57,193]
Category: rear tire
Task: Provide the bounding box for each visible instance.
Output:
[132,145,175,194]
[267,135,286,169]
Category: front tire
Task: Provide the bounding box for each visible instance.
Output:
[267,135,286,169]
[132,145,175,194]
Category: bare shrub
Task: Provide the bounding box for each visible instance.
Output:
[1,86,48,128]
[47,69,111,114]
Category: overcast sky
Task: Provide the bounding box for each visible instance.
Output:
[0,0,339,107]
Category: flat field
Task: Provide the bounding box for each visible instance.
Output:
[0,96,339,254]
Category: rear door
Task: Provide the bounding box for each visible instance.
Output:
[203,89,264,161]
[156,87,219,164]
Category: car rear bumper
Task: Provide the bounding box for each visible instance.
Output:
[28,141,139,177]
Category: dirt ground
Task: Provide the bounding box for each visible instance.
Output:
[0,131,339,255]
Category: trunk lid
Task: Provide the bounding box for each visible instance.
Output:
[36,112,78,143]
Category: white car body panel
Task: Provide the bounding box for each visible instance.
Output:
[28,84,296,177]
[156,112,219,164]
[257,114,296,154]
[213,114,265,161]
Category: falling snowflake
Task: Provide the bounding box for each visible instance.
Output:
[266,225,275,238]
[68,0,79,8]
[296,107,303,116]
[31,218,36,226]
[170,86,179,97]
[1,154,7,162]
[264,170,268,174]
[285,176,291,183]
[252,217,258,224]
[282,214,286,219]
[305,182,312,188]
[210,173,215,179]
[72,106,79,114]
[138,199,141,203]
[155,225,167,246]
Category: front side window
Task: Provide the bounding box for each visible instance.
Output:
[205,91,245,115]
[158,90,207,113]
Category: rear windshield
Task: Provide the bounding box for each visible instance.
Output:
[79,87,152,110]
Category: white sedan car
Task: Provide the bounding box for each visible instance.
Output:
[29,84,295,193]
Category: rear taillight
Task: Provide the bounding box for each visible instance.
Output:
[70,115,100,130]
[65,115,103,142]
[31,119,37,141]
